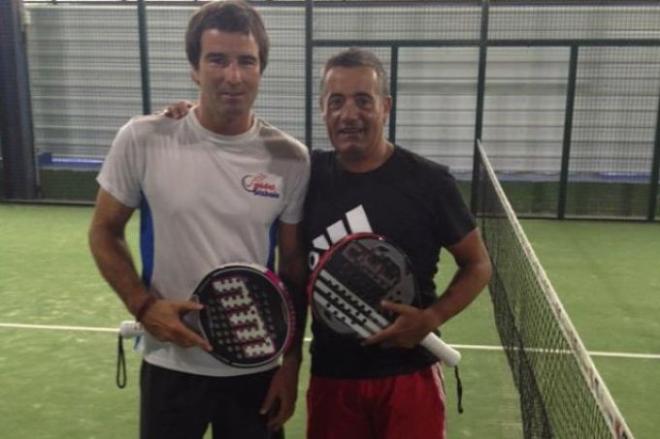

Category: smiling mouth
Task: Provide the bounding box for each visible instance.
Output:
[338,128,364,136]
[219,92,244,99]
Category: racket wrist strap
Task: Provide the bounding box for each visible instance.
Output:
[135,296,158,322]
[116,334,127,389]
[455,365,464,414]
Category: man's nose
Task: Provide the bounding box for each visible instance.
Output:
[339,100,359,120]
[226,62,242,84]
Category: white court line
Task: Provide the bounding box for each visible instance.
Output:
[0,322,117,333]
[1,322,659,360]
[451,343,660,360]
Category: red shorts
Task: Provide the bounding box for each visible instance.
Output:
[306,365,445,439]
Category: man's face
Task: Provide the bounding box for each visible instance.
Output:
[192,29,261,124]
[321,66,391,163]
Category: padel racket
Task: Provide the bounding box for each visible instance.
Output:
[308,233,461,367]
[119,263,295,368]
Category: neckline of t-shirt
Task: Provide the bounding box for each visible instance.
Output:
[187,109,260,145]
[336,144,400,178]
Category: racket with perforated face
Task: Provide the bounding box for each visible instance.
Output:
[307,233,461,367]
[120,263,295,368]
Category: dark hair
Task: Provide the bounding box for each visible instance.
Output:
[185,0,270,73]
[320,48,389,96]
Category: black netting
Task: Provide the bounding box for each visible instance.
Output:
[476,140,632,439]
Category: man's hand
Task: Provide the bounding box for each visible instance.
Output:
[140,298,212,351]
[162,101,194,119]
[362,300,440,349]
[259,354,301,431]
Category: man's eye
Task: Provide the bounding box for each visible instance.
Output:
[208,57,227,66]
[356,97,373,108]
[240,57,258,66]
[328,98,343,109]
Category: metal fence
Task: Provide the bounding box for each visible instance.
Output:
[1,0,659,220]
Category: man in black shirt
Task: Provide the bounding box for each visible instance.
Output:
[303,48,492,439]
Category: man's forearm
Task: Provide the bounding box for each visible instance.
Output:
[276,222,309,361]
[428,260,492,327]
[89,226,150,316]
[279,265,308,362]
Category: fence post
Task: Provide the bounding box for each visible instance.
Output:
[137,0,152,115]
[0,0,38,200]
[388,45,399,144]
[305,0,314,149]
[558,45,579,219]
[648,93,660,221]
[471,0,489,214]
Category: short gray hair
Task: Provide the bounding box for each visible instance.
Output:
[320,48,389,96]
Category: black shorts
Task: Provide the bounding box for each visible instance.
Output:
[140,361,285,439]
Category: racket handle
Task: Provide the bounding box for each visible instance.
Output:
[420,333,461,367]
[119,320,144,338]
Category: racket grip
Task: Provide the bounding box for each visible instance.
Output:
[119,320,144,338]
[420,333,461,367]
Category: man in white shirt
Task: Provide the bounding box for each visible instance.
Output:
[88,2,309,438]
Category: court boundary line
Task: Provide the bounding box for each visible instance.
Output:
[2,322,658,360]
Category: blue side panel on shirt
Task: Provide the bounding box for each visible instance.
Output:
[139,194,155,287]
[266,219,279,271]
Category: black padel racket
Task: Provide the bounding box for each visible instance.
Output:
[119,263,295,368]
[307,233,461,367]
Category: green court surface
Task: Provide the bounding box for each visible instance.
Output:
[0,204,657,438]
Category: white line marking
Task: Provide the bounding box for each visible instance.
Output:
[0,322,117,333]
[451,343,660,360]
[1,323,659,360]
[587,350,660,360]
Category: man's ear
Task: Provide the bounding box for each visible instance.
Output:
[384,95,393,112]
[319,95,326,116]
[190,68,200,86]
[383,95,393,121]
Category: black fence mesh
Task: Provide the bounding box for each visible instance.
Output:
[567,46,660,218]
[1,0,659,220]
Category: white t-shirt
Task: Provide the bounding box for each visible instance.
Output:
[98,111,310,376]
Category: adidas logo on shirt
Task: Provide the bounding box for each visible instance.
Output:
[307,205,373,270]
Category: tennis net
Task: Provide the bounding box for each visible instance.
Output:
[475,140,633,439]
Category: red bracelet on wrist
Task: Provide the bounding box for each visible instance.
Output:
[135,296,158,322]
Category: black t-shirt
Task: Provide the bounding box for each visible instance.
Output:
[303,146,476,378]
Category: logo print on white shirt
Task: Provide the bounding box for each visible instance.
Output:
[241,173,280,198]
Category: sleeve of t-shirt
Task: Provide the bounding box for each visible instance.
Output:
[96,118,145,208]
[434,170,476,246]
[279,147,311,225]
